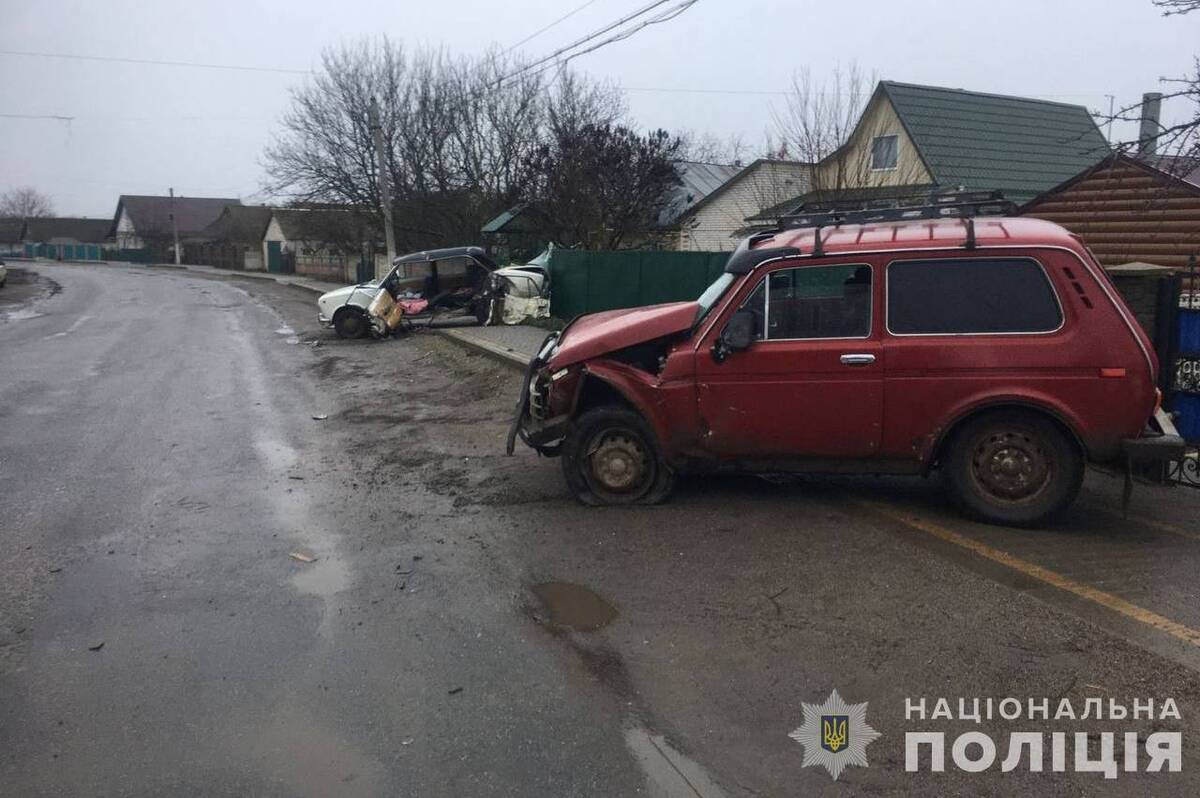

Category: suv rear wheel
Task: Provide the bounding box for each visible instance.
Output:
[943,410,1083,526]
[561,406,674,506]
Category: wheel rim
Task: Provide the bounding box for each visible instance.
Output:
[970,429,1053,502]
[339,313,364,336]
[583,427,653,499]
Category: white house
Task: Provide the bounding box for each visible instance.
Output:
[675,159,811,251]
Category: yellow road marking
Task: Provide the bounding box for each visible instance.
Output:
[860,501,1200,648]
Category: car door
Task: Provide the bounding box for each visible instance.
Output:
[695,259,883,459]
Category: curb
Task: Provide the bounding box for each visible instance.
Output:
[435,328,532,371]
[140,262,334,295]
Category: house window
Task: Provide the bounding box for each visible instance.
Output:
[870,134,899,171]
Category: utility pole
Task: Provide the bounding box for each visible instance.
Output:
[169,187,181,265]
[368,96,397,278]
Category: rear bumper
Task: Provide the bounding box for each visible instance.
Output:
[318,312,331,325]
[1121,408,1187,465]
[1121,434,1186,463]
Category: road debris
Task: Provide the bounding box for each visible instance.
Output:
[48,566,62,573]
[87,641,105,652]
[289,551,317,563]
[447,687,463,695]
[312,414,328,421]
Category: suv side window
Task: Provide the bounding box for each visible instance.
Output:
[887,258,1062,335]
[740,264,872,340]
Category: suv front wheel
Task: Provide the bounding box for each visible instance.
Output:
[943,410,1084,526]
[561,406,675,506]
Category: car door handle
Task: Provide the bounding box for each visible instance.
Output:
[840,353,876,366]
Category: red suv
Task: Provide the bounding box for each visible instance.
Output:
[508,215,1184,525]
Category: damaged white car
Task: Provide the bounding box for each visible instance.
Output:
[316,246,550,339]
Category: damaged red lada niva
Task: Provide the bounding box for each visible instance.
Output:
[507,213,1185,525]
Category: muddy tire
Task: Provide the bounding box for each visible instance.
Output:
[942,410,1083,526]
[332,307,368,339]
[561,406,674,506]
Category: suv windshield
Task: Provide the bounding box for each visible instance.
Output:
[694,272,736,326]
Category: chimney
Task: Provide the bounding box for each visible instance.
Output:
[1138,92,1163,157]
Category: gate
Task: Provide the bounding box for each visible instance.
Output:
[266,241,284,273]
[1168,262,1200,487]
[356,253,373,283]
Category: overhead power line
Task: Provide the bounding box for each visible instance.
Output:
[495,0,682,86]
[505,0,602,53]
[519,0,699,84]
[0,49,309,75]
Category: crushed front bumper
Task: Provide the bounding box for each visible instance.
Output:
[506,332,566,455]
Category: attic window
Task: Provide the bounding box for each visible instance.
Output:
[870,134,899,171]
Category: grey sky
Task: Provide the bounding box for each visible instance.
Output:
[2,0,1197,217]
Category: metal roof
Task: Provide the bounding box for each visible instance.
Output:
[23,217,112,244]
[115,195,240,237]
[880,81,1111,204]
[657,161,741,226]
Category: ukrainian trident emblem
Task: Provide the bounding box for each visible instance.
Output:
[821,715,848,753]
[789,690,880,780]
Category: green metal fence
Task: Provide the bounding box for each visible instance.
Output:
[548,249,729,319]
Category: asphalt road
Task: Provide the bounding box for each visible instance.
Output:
[2,261,1200,797]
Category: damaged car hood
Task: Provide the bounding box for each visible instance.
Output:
[318,282,380,314]
[550,301,698,368]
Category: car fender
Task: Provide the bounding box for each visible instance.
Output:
[923,389,1092,468]
[578,360,674,453]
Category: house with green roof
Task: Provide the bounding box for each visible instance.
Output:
[752,80,1111,225]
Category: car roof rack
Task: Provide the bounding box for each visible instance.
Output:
[778,189,1016,231]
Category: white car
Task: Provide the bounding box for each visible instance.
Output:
[317,246,549,338]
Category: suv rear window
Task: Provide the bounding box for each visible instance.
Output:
[887,258,1062,335]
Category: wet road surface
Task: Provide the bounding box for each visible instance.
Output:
[2,261,1199,796]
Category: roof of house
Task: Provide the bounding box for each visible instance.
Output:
[1020,152,1200,211]
[673,158,811,223]
[199,205,273,244]
[115,195,241,237]
[879,81,1111,203]
[268,207,379,242]
[657,161,742,226]
[24,217,112,244]
[0,217,25,244]
[1145,153,1200,187]
[482,161,742,234]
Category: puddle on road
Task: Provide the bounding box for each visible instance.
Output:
[531,582,618,632]
[4,308,44,322]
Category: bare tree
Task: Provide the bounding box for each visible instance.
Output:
[680,131,757,166]
[771,65,928,207]
[1095,3,1199,178]
[1154,0,1200,14]
[263,38,628,252]
[521,123,683,249]
[0,186,54,218]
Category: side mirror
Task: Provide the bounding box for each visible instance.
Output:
[713,309,756,362]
